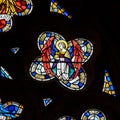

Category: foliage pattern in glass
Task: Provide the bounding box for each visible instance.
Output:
[0,0,33,32]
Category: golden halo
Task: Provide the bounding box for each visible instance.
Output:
[56,40,68,50]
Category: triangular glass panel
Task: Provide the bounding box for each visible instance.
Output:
[43,98,52,107]
[0,66,13,80]
[11,47,20,54]
[102,69,116,97]
[50,0,72,19]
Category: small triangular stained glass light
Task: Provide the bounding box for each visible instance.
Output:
[0,66,13,80]
[11,47,20,54]
[102,69,116,97]
[50,0,72,19]
[43,98,52,107]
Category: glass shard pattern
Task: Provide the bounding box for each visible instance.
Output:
[43,98,52,107]
[1,66,13,80]
[102,69,116,97]
[11,47,20,54]
[50,0,72,19]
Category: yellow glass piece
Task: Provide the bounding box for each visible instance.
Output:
[61,8,65,12]
[64,51,71,59]
[109,81,112,85]
[54,1,58,6]
[60,80,67,84]
[89,110,94,114]
[87,44,91,49]
[54,52,59,59]
[40,34,46,41]
[84,56,87,59]
[36,74,45,79]
[71,84,79,89]
[20,104,24,108]
[6,116,11,119]
[24,9,30,14]
[7,101,12,105]
[52,4,57,9]
[21,12,25,16]
[55,34,61,39]
[105,83,109,88]
[15,114,19,117]
[105,73,109,76]
[83,116,87,120]
[108,91,112,95]
[87,48,91,52]
[112,91,115,95]
[101,117,105,120]
[58,9,62,14]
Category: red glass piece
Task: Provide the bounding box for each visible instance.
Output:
[15,0,27,13]
[0,19,6,29]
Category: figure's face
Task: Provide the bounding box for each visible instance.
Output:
[58,42,65,50]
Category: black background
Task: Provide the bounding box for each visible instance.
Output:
[0,0,120,119]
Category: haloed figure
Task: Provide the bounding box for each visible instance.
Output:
[52,40,75,81]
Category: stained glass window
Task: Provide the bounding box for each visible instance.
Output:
[0,66,13,80]
[43,98,52,107]
[11,47,20,54]
[50,0,72,19]
[81,109,106,120]
[0,0,119,119]
[0,14,12,32]
[0,98,24,119]
[29,31,93,91]
[0,0,33,32]
[102,69,116,97]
